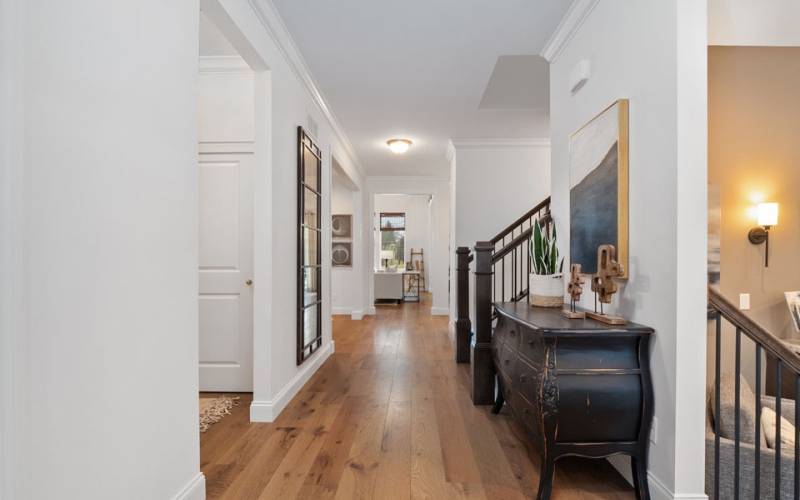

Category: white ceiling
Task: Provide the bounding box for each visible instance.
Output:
[270,0,570,177]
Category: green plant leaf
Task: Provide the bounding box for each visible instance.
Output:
[532,219,543,275]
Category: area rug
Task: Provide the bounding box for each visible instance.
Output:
[199,396,239,432]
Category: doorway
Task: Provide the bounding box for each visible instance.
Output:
[197,9,256,392]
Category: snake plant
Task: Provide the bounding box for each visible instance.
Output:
[530,219,564,276]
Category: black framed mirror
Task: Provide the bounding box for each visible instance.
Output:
[298,127,323,364]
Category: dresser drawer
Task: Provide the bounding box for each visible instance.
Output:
[518,325,543,365]
[495,315,521,351]
[556,373,643,442]
[556,336,640,370]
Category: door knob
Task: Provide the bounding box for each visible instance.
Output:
[246,279,253,285]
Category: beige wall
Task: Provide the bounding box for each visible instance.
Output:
[710,46,800,341]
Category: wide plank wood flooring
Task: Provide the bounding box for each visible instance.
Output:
[200,293,635,499]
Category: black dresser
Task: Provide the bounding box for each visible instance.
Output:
[491,302,655,500]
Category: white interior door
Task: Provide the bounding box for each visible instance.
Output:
[199,152,254,392]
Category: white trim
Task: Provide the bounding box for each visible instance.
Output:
[246,0,366,179]
[367,306,376,315]
[449,139,550,150]
[249,342,333,422]
[171,473,206,500]
[350,309,364,320]
[430,307,449,316]
[1,0,25,497]
[606,456,706,500]
[445,141,457,163]
[198,142,256,154]
[448,321,455,341]
[198,55,252,73]
[331,307,352,315]
[540,0,599,63]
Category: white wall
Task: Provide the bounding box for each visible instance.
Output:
[3,1,204,499]
[209,0,366,422]
[709,0,800,46]
[364,178,450,316]
[448,140,551,325]
[548,1,707,498]
[198,57,254,145]
[1,0,25,498]
[374,194,431,285]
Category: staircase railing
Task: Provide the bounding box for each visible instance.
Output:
[454,197,551,404]
[708,286,800,500]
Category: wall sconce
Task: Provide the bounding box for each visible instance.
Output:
[748,202,779,267]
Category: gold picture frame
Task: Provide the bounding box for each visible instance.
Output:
[569,99,629,278]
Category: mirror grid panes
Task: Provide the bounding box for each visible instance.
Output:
[297,127,323,364]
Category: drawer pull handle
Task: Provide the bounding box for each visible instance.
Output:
[504,358,510,365]
[505,389,511,397]
[522,408,529,416]
[528,339,535,348]
[509,329,516,336]
[519,374,526,383]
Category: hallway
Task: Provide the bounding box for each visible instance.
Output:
[200,294,635,499]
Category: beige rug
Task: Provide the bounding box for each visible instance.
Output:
[199,396,239,432]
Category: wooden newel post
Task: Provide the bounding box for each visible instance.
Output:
[455,247,472,363]
[471,241,495,405]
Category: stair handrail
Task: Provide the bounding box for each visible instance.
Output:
[708,286,800,374]
[489,196,551,245]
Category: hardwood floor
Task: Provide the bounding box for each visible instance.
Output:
[200,293,635,499]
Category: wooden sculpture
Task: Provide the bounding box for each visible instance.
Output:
[586,245,627,325]
[562,263,586,319]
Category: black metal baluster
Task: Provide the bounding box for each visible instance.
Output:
[756,343,762,500]
[734,327,741,500]
[512,248,516,300]
[714,312,722,500]
[501,259,505,302]
[777,358,783,496]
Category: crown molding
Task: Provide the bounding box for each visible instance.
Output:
[247,0,367,179]
[198,55,252,73]
[540,0,599,63]
[449,138,551,150]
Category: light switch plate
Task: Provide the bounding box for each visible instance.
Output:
[740,293,750,310]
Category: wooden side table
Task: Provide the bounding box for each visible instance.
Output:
[402,271,420,302]
[491,302,655,500]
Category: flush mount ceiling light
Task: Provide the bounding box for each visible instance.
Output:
[387,139,412,154]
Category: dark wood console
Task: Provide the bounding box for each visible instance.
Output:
[491,302,655,500]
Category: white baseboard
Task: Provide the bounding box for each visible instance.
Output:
[172,473,205,500]
[430,307,449,316]
[351,309,364,320]
[448,321,455,340]
[249,342,332,422]
[367,306,376,315]
[330,340,335,353]
[606,456,706,500]
[331,307,352,315]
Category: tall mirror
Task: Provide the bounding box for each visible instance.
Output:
[297,127,323,364]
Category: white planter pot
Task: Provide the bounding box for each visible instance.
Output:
[529,273,564,307]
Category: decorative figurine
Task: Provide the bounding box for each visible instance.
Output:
[586,245,628,325]
[562,263,586,319]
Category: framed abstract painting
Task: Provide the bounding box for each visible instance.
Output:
[569,99,629,278]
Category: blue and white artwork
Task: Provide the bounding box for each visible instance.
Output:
[569,100,628,277]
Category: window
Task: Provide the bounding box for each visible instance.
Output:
[379,212,405,269]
